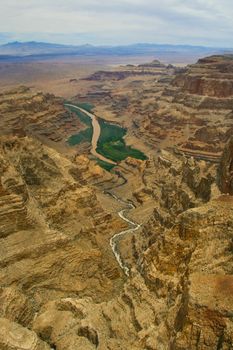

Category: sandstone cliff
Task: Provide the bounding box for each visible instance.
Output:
[30,147,233,350]
[0,134,129,349]
[218,136,233,195]
[0,86,90,156]
[80,55,233,160]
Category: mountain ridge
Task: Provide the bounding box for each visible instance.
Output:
[0,41,231,59]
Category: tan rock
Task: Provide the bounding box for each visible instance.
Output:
[218,136,233,194]
[0,287,33,326]
[0,318,51,350]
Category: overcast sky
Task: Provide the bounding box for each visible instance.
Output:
[0,0,233,47]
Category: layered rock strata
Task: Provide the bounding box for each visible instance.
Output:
[76,55,233,160]
[218,136,233,195]
[0,135,127,346]
[0,86,87,153]
[30,146,233,350]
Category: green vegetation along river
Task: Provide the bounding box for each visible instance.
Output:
[65,103,147,170]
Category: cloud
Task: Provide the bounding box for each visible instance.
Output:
[0,0,232,46]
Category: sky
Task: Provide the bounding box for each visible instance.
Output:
[0,0,233,47]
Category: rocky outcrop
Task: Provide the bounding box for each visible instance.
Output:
[2,146,221,349]
[172,55,233,98]
[135,150,215,218]
[30,193,233,350]
[146,55,233,156]
[0,286,34,326]
[80,55,233,159]
[0,135,232,349]
[140,195,233,349]
[83,70,165,81]
[138,59,166,68]
[0,135,127,331]
[218,136,233,194]
[0,317,51,350]
[0,86,87,150]
[82,61,169,82]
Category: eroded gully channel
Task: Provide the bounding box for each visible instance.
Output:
[65,104,141,276]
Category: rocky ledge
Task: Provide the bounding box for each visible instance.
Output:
[172,55,233,98]
[218,136,233,194]
[134,55,233,158]
[0,86,87,152]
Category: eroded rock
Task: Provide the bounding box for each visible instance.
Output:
[0,317,51,350]
[218,136,233,194]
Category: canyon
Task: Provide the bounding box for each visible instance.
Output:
[0,54,232,349]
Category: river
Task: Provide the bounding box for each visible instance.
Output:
[65,104,116,165]
[65,103,141,276]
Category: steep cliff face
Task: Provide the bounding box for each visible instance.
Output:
[218,136,233,195]
[0,135,127,336]
[172,55,233,98]
[30,149,233,350]
[132,55,233,158]
[140,194,233,349]
[0,86,87,154]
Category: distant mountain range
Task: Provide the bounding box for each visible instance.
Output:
[0,41,231,61]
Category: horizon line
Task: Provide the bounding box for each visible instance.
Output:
[1,40,232,50]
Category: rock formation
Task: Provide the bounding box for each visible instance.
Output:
[78,55,233,161]
[0,133,128,347]
[0,56,233,348]
[172,55,233,98]
[0,86,88,154]
[29,150,233,350]
[0,318,50,350]
[218,136,233,194]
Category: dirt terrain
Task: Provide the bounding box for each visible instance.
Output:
[0,56,158,97]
